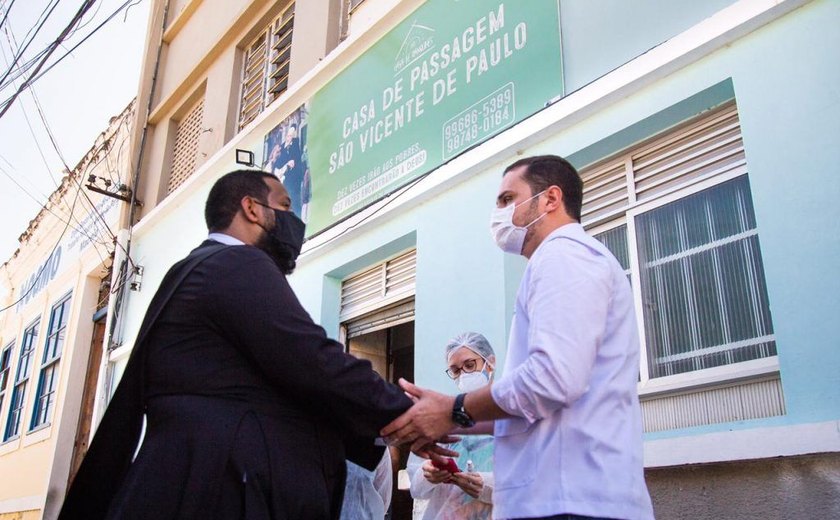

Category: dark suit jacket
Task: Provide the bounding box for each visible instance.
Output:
[59,241,412,520]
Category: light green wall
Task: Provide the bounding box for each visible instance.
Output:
[121,1,839,439]
[559,0,737,93]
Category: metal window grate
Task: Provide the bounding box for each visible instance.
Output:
[633,105,746,201]
[238,3,295,130]
[581,103,745,228]
[340,249,417,322]
[586,102,777,383]
[168,96,205,194]
[640,376,785,432]
[581,158,629,225]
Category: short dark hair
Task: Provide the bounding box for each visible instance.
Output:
[205,170,276,231]
[503,155,583,222]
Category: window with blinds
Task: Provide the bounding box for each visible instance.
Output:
[586,102,776,381]
[0,342,14,425]
[3,320,39,441]
[167,96,205,194]
[30,294,72,430]
[238,3,295,130]
[339,249,416,326]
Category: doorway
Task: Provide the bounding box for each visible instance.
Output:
[346,318,415,520]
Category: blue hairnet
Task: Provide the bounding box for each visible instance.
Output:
[445,332,495,362]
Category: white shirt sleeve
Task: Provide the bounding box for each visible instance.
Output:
[491,240,612,423]
[407,453,437,500]
[477,471,494,504]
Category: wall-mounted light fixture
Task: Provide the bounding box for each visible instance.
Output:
[235,149,255,167]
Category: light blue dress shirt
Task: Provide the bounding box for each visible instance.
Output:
[490,223,654,520]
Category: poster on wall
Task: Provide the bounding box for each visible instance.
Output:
[264,0,563,236]
[263,104,311,222]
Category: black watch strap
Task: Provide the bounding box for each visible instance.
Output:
[452,393,475,427]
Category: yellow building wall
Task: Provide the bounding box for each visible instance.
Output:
[0,510,42,520]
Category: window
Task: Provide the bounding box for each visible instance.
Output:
[584,102,776,383]
[4,320,39,441]
[30,294,72,430]
[238,3,295,130]
[167,95,205,194]
[0,342,13,415]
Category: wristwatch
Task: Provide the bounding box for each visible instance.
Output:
[451,393,476,428]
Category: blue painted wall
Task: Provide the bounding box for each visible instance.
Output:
[291,0,840,438]
[559,0,737,93]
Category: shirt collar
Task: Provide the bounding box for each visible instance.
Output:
[207,232,245,246]
[531,222,586,257]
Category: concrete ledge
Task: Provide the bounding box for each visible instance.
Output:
[645,420,840,468]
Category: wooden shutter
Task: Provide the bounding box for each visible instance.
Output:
[267,5,294,103]
[238,31,269,130]
[167,97,204,194]
[237,3,294,130]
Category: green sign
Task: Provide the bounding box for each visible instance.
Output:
[274,0,563,236]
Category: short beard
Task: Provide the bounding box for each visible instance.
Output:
[255,229,297,276]
[521,199,542,253]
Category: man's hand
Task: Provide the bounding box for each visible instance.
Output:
[411,441,459,459]
[421,459,452,484]
[380,379,456,446]
[450,472,483,498]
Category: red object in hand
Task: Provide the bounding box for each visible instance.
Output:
[432,457,461,473]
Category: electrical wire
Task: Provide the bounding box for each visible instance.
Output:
[0,0,61,88]
[0,164,87,314]
[0,0,142,114]
[0,0,17,32]
[0,0,98,119]
[0,27,60,187]
[0,163,110,265]
[0,26,118,254]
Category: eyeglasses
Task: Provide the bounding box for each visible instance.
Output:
[445,358,484,379]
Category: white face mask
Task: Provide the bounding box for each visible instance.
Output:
[490,190,547,254]
[457,368,490,393]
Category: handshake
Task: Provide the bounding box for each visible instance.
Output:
[380,378,468,459]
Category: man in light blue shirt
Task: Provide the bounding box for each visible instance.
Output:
[383,155,654,519]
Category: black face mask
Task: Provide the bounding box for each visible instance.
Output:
[255,202,306,274]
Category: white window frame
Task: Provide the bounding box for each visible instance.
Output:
[30,293,72,431]
[0,341,14,419]
[3,319,40,442]
[583,103,779,394]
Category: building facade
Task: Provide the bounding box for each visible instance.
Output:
[104,0,839,518]
[0,101,135,520]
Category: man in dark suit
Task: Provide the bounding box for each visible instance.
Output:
[60,170,415,519]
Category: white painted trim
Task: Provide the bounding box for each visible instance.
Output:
[298,0,810,258]
[0,494,44,514]
[108,343,133,363]
[645,420,840,468]
[0,436,19,456]
[21,423,51,447]
[639,350,779,397]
